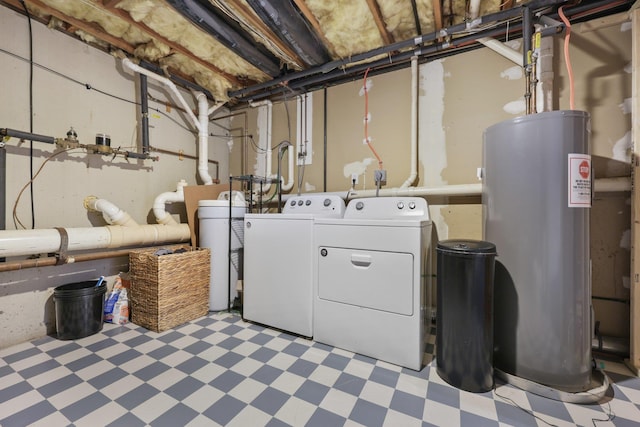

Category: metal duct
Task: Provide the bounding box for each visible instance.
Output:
[166,0,281,77]
[246,0,331,67]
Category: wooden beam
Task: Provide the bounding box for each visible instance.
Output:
[292,0,337,56]
[365,0,394,45]
[25,0,135,54]
[432,0,443,40]
[629,6,640,376]
[501,0,515,11]
[97,2,245,86]
[226,0,306,69]
[101,0,122,8]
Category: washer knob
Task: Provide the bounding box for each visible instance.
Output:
[297,200,304,206]
[323,198,331,207]
[409,201,416,209]
[356,201,364,210]
[290,200,296,206]
[305,199,311,206]
[397,202,404,209]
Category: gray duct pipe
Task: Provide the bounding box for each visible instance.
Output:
[246,0,331,66]
[0,128,55,144]
[166,0,281,76]
[140,74,150,154]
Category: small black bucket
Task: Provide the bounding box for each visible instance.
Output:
[53,280,107,340]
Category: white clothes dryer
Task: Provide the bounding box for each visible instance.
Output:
[243,194,345,337]
[313,197,432,370]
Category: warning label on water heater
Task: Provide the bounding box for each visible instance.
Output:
[568,153,591,208]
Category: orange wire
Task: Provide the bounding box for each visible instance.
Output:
[363,68,383,169]
[558,6,575,110]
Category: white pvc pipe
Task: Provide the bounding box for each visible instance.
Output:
[122,58,202,133]
[153,180,187,226]
[279,176,631,203]
[84,196,139,226]
[280,142,294,192]
[0,224,191,258]
[250,100,274,193]
[469,0,481,20]
[401,56,419,188]
[477,37,522,66]
[196,92,214,185]
[594,176,632,192]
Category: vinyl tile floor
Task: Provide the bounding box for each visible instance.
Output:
[1,312,639,427]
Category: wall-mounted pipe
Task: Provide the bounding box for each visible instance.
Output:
[229,0,568,99]
[124,58,225,185]
[153,180,187,226]
[278,176,632,203]
[0,224,190,258]
[84,196,139,227]
[123,58,201,133]
[140,74,150,154]
[401,56,419,188]
[0,128,55,144]
[250,100,274,193]
[477,38,522,65]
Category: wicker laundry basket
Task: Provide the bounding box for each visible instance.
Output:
[129,246,210,332]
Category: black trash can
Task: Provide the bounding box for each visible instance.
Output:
[436,240,496,392]
[53,280,107,340]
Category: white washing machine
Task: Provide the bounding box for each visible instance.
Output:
[243,194,346,337]
[313,197,431,370]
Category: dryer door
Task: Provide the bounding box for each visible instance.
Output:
[317,247,413,315]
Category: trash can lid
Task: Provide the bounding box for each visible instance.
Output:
[437,239,496,255]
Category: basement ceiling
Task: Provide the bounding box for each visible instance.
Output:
[1,0,633,105]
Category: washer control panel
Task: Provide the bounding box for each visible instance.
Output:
[283,194,346,217]
[345,197,429,220]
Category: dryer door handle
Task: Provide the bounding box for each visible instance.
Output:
[351,254,372,268]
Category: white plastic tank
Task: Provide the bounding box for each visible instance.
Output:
[198,191,246,311]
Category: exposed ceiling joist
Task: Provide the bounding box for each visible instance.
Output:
[365,0,394,45]
[432,0,444,40]
[97,1,243,87]
[23,0,135,54]
[292,0,337,57]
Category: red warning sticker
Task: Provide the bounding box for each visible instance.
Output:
[568,154,591,208]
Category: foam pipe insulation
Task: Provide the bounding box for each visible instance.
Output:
[166,0,281,76]
[246,0,331,66]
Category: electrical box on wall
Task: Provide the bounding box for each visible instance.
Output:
[297,93,313,165]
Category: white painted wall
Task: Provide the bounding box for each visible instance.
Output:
[0,7,230,348]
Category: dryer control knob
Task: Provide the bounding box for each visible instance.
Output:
[356,201,364,210]
[290,200,296,206]
[323,198,331,207]
[297,200,304,206]
[409,201,416,209]
[305,199,312,206]
[397,202,405,209]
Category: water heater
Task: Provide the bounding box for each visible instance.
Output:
[483,110,592,392]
